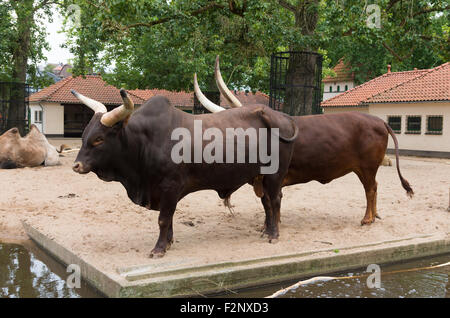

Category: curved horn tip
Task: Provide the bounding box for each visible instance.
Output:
[215,55,220,70]
[214,56,242,108]
[119,88,127,98]
[70,89,78,96]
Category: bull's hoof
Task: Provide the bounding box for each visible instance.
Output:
[166,239,174,251]
[268,237,279,244]
[149,248,166,258]
[360,218,375,226]
[260,225,269,237]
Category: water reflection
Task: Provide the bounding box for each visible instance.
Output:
[223,254,450,298]
[1,241,449,298]
[0,243,100,298]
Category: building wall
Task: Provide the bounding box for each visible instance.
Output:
[322,81,354,101]
[29,104,44,133]
[321,101,449,156]
[369,102,450,153]
[30,102,64,136]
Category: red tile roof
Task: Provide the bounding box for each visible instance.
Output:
[130,89,270,107]
[29,75,147,105]
[367,62,450,103]
[323,58,354,83]
[221,91,270,107]
[29,75,270,108]
[130,89,193,107]
[321,68,430,107]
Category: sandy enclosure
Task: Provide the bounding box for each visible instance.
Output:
[1,138,449,277]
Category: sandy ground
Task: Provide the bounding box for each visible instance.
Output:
[1,139,449,276]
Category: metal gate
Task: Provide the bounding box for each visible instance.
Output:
[0,82,31,135]
[193,91,221,114]
[269,51,323,116]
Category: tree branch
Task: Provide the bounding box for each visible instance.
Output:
[386,0,402,12]
[412,5,450,18]
[33,0,62,12]
[382,42,409,62]
[120,2,227,30]
[398,4,450,27]
[228,0,247,16]
[278,0,297,13]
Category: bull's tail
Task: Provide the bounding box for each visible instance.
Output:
[384,122,414,198]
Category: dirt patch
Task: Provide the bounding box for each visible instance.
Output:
[1,150,449,275]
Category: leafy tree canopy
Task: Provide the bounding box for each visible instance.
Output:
[56,1,450,91]
[0,0,63,88]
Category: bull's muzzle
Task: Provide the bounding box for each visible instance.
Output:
[72,161,89,174]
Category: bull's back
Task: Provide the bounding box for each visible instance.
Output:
[283,112,388,185]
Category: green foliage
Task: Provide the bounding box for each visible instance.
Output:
[0,2,14,81]
[0,0,60,87]
[63,0,449,91]
[321,0,449,83]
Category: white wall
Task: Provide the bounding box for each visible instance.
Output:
[322,101,449,154]
[30,102,64,135]
[369,102,450,153]
[29,104,44,132]
[323,81,354,101]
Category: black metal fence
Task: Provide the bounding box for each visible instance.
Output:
[193,91,221,114]
[269,51,323,116]
[0,82,31,135]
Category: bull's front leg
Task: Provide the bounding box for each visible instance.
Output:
[150,198,177,258]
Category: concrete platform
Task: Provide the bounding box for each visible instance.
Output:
[22,221,450,298]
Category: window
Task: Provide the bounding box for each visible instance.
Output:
[329,86,332,92]
[387,116,401,133]
[426,116,443,135]
[345,85,348,91]
[34,110,42,123]
[406,116,421,134]
[337,85,340,92]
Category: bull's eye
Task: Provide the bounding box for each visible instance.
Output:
[92,137,104,147]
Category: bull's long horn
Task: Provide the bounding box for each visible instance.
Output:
[193,73,225,113]
[71,90,107,113]
[215,56,242,108]
[100,89,134,127]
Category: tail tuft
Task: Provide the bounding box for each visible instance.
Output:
[223,196,235,215]
[401,177,414,198]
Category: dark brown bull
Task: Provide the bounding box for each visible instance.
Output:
[201,56,413,240]
[71,88,298,257]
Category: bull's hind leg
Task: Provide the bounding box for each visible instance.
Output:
[260,193,281,243]
[260,179,283,243]
[356,169,378,225]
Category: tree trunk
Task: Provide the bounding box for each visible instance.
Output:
[283,0,320,116]
[6,0,33,135]
[284,53,319,115]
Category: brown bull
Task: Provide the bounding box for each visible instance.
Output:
[199,56,413,239]
[0,124,62,169]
